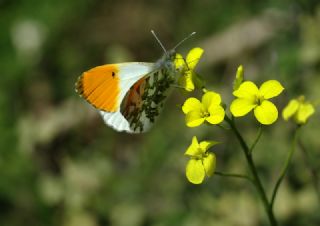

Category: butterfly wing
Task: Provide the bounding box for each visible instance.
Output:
[118,64,176,133]
[76,62,155,132]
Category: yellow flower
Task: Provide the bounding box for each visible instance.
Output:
[175,47,204,91]
[185,136,218,184]
[282,96,315,124]
[230,80,284,125]
[182,91,225,127]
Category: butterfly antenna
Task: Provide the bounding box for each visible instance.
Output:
[151,30,167,54]
[173,32,196,50]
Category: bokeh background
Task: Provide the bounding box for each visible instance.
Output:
[1,0,320,225]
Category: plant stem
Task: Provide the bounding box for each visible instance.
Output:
[250,125,263,154]
[270,127,300,209]
[298,139,320,205]
[214,171,253,183]
[225,116,278,226]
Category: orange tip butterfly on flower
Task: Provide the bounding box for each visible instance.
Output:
[75,31,196,133]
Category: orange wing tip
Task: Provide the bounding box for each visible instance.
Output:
[75,67,120,113]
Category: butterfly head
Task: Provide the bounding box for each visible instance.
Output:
[151,30,196,72]
[155,49,176,69]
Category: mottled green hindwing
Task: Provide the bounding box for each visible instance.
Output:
[120,66,176,132]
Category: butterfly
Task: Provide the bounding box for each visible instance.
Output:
[75,31,195,133]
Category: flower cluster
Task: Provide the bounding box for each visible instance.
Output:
[175,49,317,185]
[171,45,318,226]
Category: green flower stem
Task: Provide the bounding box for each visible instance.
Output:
[249,125,263,154]
[225,116,278,226]
[216,123,231,130]
[214,171,253,183]
[270,126,300,209]
[298,140,320,205]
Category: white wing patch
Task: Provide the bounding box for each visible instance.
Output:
[118,63,155,104]
[99,110,132,132]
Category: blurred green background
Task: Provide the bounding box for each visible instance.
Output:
[1,0,320,225]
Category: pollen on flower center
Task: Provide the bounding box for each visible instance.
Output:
[201,111,210,118]
[193,149,207,160]
[255,95,264,105]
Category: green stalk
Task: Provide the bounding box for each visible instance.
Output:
[298,140,320,205]
[225,116,278,226]
[214,171,253,183]
[249,125,263,154]
[270,126,300,209]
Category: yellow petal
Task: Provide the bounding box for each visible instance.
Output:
[186,159,205,184]
[199,141,219,152]
[233,65,244,91]
[174,53,186,71]
[282,99,299,121]
[259,80,284,99]
[186,47,204,70]
[185,136,202,156]
[186,111,205,127]
[254,100,278,125]
[203,153,216,177]
[178,72,195,92]
[233,81,259,98]
[182,97,201,114]
[230,98,256,117]
[296,103,315,124]
[207,105,225,124]
[201,91,221,110]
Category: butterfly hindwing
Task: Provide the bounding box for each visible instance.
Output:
[119,65,176,133]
